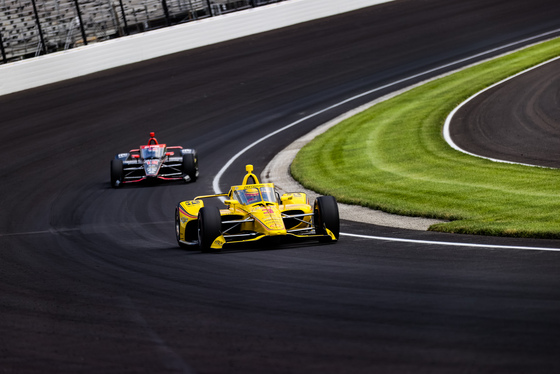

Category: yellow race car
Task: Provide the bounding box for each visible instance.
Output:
[175,165,339,252]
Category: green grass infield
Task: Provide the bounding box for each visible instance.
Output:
[291,38,560,238]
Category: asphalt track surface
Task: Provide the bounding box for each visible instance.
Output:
[450,57,560,168]
[2,0,560,373]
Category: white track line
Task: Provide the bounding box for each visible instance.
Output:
[443,55,560,167]
[212,29,560,252]
[341,233,560,252]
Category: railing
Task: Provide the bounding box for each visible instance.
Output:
[0,0,284,64]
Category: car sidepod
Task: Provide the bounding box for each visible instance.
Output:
[176,200,204,247]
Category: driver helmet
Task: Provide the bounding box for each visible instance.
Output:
[245,188,260,204]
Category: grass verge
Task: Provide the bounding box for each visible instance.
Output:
[291,38,560,238]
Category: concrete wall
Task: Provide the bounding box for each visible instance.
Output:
[0,0,391,96]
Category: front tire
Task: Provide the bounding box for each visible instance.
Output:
[314,196,340,242]
[198,206,222,252]
[110,159,123,188]
[182,151,198,182]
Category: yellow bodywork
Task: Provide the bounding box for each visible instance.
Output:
[176,164,336,250]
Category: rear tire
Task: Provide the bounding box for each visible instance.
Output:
[182,151,198,182]
[198,206,222,252]
[314,196,340,242]
[110,159,123,188]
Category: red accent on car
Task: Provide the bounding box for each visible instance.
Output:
[148,132,158,145]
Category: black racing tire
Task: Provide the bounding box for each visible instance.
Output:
[314,196,340,242]
[198,206,222,252]
[182,151,198,182]
[110,159,123,188]
[175,206,189,249]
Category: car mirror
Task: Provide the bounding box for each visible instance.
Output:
[132,154,140,159]
[281,195,293,203]
[225,199,239,207]
[165,152,174,156]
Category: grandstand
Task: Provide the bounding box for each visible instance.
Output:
[0,0,282,63]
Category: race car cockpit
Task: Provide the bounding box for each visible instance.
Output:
[141,146,165,160]
[234,186,277,206]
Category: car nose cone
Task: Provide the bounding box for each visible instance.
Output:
[144,161,159,176]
